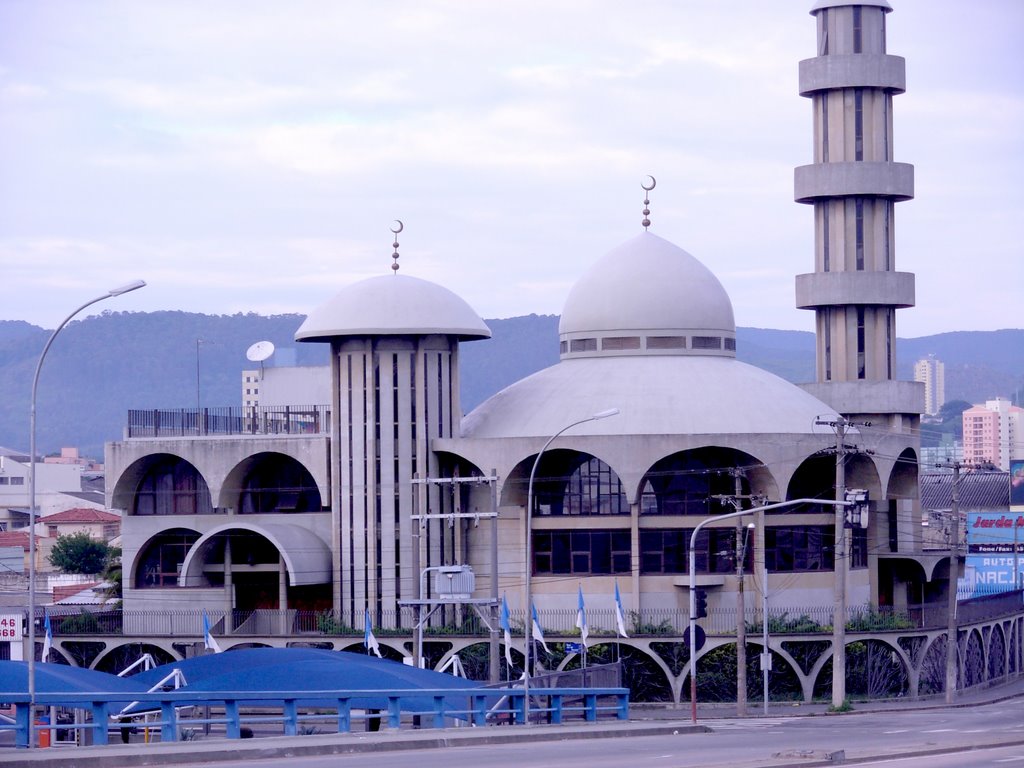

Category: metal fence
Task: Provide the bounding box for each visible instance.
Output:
[126,405,331,438]
[51,603,963,641]
[0,685,630,747]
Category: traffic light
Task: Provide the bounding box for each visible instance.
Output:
[695,588,708,619]
[844,489,869,528]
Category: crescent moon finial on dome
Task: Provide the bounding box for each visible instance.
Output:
[641,175,656,230]
[390,220,403,273]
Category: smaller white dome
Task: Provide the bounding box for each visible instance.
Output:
[558,232,735,359]
[296,274,491,343]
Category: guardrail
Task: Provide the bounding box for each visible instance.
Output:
[0,686,630,748]
[49,603,956,641]
[126,405,331,438]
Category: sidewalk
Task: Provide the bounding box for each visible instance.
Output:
[6,678,1024,768]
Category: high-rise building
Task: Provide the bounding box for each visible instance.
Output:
[963,397,1024,470]
[914,355,945,416]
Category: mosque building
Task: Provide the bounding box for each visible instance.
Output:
[105,0,938,679]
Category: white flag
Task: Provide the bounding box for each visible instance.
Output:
[531,603,550,654]
[41,613,52,662]
[499,594,513,668]
[614,581,629,638]
[202,609,222,653]
[575,586,589,648]
[364,608,382,658]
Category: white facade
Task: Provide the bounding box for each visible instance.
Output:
[914,355,945,416]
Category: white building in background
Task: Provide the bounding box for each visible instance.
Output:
[963,397,1024,471]
[242,366,329,409]
[914,355,945,416]
[0,452,102,532]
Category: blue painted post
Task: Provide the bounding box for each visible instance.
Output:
[225,701,240,739]
[283,700,297,736]
[472,694,486,727]
[515,691,526,724]
[387,696,401,729]
[617,692,629,720]
[14,703,29,749]
[433,696,445,729]
[584,693,597,722]
[92,702,110,745]
[160,701,177,743]
[336,699,351,733]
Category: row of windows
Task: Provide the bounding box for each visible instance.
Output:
[561,336,736,354]
[0,476,25,485]
[533,526,868,576]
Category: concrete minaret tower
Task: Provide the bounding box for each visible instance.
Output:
[795,0,922,425]
[296,228,491,627]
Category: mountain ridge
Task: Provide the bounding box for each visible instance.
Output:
[0,313,1020,459]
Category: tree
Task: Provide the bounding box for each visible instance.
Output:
[48,532,113,575]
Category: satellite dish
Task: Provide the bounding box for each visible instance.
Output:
[246,340,275,363]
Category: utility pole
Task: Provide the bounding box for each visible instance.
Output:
[937,460,965,704]
[817,416,851,709]
[715,470,755,716]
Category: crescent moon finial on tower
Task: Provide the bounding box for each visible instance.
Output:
[641,176,656,230]
[390,219,403,273]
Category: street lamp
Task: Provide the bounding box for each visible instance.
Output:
[28,280,146,728]
[687,496,854,724]
[522,407,618,724]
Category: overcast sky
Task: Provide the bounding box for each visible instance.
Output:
[1,1,1020,337]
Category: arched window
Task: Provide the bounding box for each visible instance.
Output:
[238,454,323,514]
[532,456,628,517]
[134,528,199,588]
[133,457,213,516]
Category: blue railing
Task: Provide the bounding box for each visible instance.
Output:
[0,686,629,748]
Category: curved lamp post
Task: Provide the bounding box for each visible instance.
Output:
[687,496,853,724]
[522,407,618,724]
[28,280,146,725]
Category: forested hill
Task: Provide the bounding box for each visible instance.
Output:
[0,312,1020,460]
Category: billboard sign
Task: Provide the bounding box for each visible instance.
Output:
[962,511,1024,596]
[0,614,22,641]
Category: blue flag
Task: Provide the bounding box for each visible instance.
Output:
[575,585,589,648]
[499,594,513,668]
[364,608,382,658]
[531,603,550,654]
[614,580,629,638]
[202,609,222,653]
[41,612,52,662]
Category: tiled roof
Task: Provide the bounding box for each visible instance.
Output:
[920,471,1010,511]
[40,508,120,524]
[0,531,40,550]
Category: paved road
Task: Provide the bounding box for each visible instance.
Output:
[106,700,1024,768]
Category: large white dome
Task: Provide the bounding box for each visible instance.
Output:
[558,232,735,360]
[462,356,833,438]
[296,273,491,343]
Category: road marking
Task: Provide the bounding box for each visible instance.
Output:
[710,719,787,731]
[962,728,989,733]
[922,728,956,733]
[994,758,1024,763]
[883,729,910,734]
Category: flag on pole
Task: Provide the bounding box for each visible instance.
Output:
[499,594,513,668]
[41,612,52,662]
[531,603,550,654]
[575,585,589,648]
[202,609,222,653]
[614,580,629,638]
[364,608,382,658]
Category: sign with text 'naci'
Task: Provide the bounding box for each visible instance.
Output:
[963,512,1024,596]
